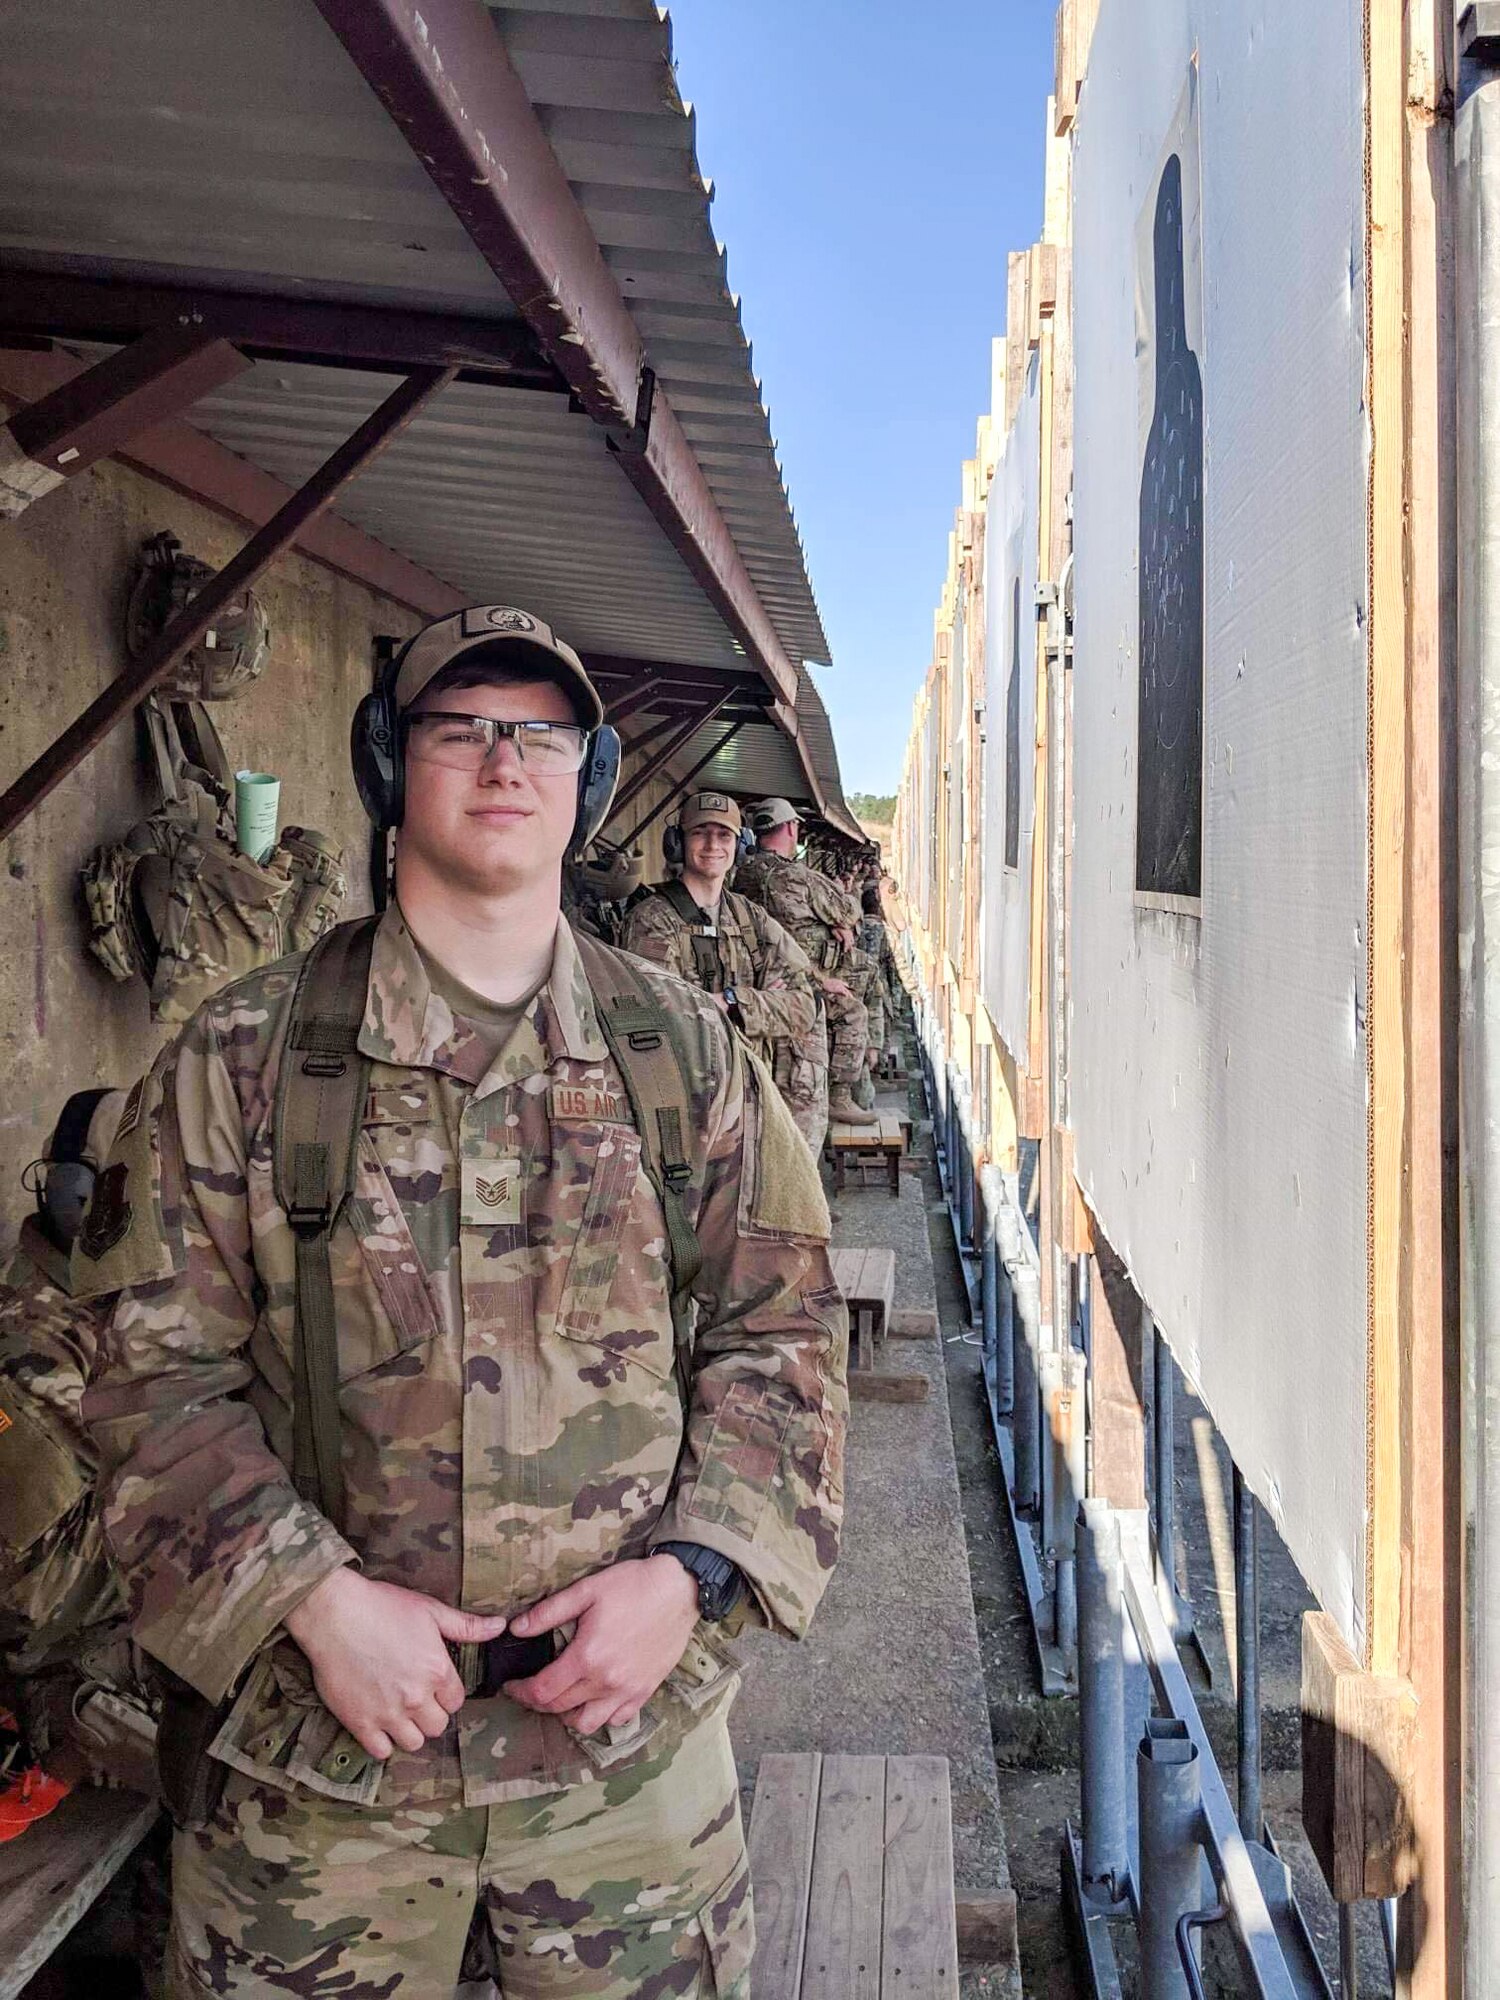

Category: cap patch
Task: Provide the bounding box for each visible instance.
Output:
[460,606,539,638]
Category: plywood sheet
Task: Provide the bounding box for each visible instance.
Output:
[981,354,1042,1069]
[1068,0,1368,1649]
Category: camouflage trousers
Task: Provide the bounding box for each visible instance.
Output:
[843,950,886,1057]
[167,1709,753,1998]
[769,994,830,1155]
[822,981,869,1087]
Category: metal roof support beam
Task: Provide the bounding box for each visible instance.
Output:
[609,688,736,824]
[0,265,562,392]
[614,721,748,852]
[312,0,802,713]
[603,682,674,730]
[0,325,250,519]
[616,712,689,765]
[0,366,456,841]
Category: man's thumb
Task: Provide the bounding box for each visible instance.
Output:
[431,1603,508,1643]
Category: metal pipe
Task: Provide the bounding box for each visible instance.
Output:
[1151,1316,1180,1612]
[1456,34,1500,1986]
[1338,1903,1359,2000]
[1077,1501,1127,1896]
[1137,1718,1203,2000]
[984,1165,1016,1415]
[1012,1266,1043,1514]
[1233,1464,1262,1845]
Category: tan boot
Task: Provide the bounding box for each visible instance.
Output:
[828,1086,878,1127]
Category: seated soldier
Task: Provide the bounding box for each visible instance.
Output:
[3,1088,157,1794]
[621,793,830,1152]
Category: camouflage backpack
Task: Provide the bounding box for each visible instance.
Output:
[82,692,347,1026]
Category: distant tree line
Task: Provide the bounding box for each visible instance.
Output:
[848,791,897,825]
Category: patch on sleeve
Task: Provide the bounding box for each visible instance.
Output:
[78,1161,132,1262]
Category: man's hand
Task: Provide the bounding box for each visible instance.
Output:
[822,975,853,999]
[285,1568,508,1761]
[836,924,856,950]
[503,1555,700,1737]
[866,1047,880,1070]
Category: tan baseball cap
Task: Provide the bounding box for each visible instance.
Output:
[680,791,742,835]
[748,796,800,833]
[394,605,605,728]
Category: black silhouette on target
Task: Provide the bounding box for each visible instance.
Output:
[1136,151,1204,900]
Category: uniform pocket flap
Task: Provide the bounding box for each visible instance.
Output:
[0,1378,89,1555]
[695,1854,755,1996]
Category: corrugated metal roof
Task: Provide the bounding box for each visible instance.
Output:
[0,0,829,674]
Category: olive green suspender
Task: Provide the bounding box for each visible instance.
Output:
[272,919,706,1533]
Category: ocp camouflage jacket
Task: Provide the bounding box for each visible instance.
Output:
[80,911,847,1810]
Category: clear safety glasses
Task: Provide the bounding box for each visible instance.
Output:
[404,711,590,775]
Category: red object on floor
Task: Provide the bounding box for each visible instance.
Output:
[0,1765,71,1840]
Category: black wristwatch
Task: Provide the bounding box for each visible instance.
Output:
[653,1541,746,1622]
[720,984,745,1030]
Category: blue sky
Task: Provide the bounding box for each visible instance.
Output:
[666,1,1059,796]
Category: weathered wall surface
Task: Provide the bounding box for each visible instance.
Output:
[0,457,423,1252]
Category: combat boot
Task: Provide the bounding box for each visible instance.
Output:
[828,1086,878,1126]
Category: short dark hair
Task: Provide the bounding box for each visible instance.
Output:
[415,642,590,727]
[862,886,882,915]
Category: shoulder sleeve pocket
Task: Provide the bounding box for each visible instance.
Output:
[736,1050,830,1242]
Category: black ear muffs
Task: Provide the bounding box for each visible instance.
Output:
[663,822,685,869]
[351,674,404,832]
[32,1087,112,1252]
[737,827,755,863]
[571,726,621,860]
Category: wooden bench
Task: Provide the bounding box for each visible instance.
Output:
[748,1752,959,1999]
[828,1112,908,1196]
[874,1042,906,1084]
[830,1247,896,1373]
[0,1786,159,1999]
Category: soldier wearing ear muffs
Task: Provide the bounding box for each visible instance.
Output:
[621,792,831,1152]
[79,605,847,1999]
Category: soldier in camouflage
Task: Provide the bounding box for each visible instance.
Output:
[620,793,830,1153]
[734,799,877,1126]
[81,609,848,1997]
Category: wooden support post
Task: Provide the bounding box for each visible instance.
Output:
[0,366,455,840]
[0,326,249,518]
[1006,251,1029,432]
[1087,1231,1147,1512]
[1301,1611,1418,1902]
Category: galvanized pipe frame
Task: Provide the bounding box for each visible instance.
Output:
[1064,1503,1331,2000]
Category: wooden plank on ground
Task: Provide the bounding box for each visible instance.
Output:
[850,1372,929,1405]
[888,1308,938,1341]
[801,1754,886,2000]
[881,1756,958,1999]
[748,1752,821,1999]
[954,1893,1018,1964]
[0,1788,159,2000]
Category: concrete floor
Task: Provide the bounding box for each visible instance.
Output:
[729,1092,1022,1998]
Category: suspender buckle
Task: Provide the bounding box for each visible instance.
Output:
[286,1200,333,1239]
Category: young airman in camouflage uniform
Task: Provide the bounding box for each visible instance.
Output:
[734,799,877,1126]
[620,793,830,1152]
[81,609,848,1998]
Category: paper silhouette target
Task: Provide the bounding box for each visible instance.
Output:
[1136,148,1205,901]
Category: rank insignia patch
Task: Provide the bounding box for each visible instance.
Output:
[461,1156,523,1226]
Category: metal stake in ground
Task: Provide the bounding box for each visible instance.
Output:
[1137,1718,1203,2000]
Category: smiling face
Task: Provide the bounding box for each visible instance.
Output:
[683,818,738,893]
[397,678,580,897]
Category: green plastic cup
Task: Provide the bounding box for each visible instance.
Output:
[235,771,281,864]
